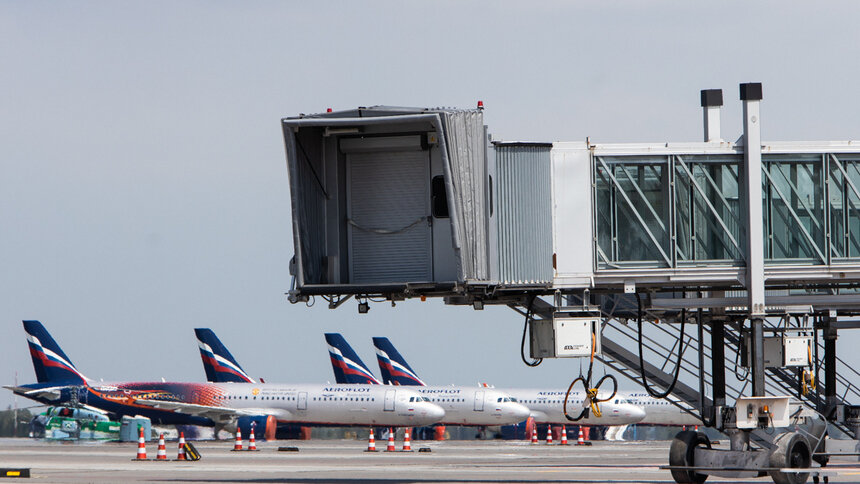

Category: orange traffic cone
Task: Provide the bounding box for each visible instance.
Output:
[248,427,258,451]
[560,426,569,445]
[156,433,167,461]
[133,426,148,460]
[365,428,378,452]
[386,428,396,452]
[576,427,586,445]
[175,431,187,460]
[531,427,538,444]
[401,428,413,452]
[694,425,699,432]
[546,426,554,445]
[232,428,243,451]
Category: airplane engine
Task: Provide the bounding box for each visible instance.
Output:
[237,416,276,441]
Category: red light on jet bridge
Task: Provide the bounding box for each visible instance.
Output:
[326,108,333,112]
[477,100,484,110]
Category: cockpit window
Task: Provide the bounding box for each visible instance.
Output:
[422,397,431,402]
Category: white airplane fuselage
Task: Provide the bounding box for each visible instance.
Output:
[410,386,530,426]
[93,382,444,428]
[618,392,702,426]
[503,389,646,426]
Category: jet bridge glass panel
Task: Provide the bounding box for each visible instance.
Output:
[827,154,860,262]
[763,154,826,264]
[594,154,743,269]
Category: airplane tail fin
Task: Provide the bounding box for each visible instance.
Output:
[372,337,425,386]
[324,333,381,385]
[23,320,88,385]
[194,328,255,383]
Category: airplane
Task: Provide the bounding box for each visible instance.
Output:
[371,336,646,428]
[324,333,531,426]
[204,329,701,435]
[5,321,445,439]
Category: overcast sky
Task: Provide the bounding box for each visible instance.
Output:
[2,1,860,410]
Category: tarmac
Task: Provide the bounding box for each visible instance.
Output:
[0,437,858,483]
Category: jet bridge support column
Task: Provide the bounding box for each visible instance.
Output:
[741,82,767,397]
[710,319,726,423]
[823,314,839,420]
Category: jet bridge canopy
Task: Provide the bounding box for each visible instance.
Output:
[282,107,490,299]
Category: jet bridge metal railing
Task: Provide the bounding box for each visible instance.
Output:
[719,323,856,437]
[598,313,858,438]
[598,320,782,447]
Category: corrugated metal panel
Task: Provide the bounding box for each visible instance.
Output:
[495,144,553,284]
[347,150,432,283]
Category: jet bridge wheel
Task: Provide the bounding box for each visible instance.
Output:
[768,432,811,484]
[669,430,711,484]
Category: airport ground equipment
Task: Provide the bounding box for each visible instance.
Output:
[282,86,860,483]
[35,406,120,440]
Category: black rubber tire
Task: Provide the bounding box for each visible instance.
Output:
[669,430,711,484]
[769,432,811,484]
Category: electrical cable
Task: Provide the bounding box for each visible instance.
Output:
[635,293,684,399]
[520,295,542,367]
[563,330,617,421]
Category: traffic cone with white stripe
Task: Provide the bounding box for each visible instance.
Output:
[156,433,168,460]
[232,428,243,451]
[560,426,569,445]
[386,428,396,452]
[365,428,378,452]
[546,426,553,445]
[576,427,586,445]
[248,426,258,451]
[175,432,187,460]
[531,426,538,444]
[401,428,413,452]
[133,426,148,460]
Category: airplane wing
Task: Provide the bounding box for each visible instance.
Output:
[134,399,289,423]
[3,385,65,402]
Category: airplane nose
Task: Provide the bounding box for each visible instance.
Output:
[630,405,646,422]
[429,403,445,422]
[511,403,531,421]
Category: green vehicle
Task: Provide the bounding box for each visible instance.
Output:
[35,407,121,440]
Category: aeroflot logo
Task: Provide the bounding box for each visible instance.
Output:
[252,388,260,396]
[323,387,370,392]
[537,391,566,396]
[419,389,461,394]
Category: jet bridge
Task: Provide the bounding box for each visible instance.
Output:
[282,85,860,483]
